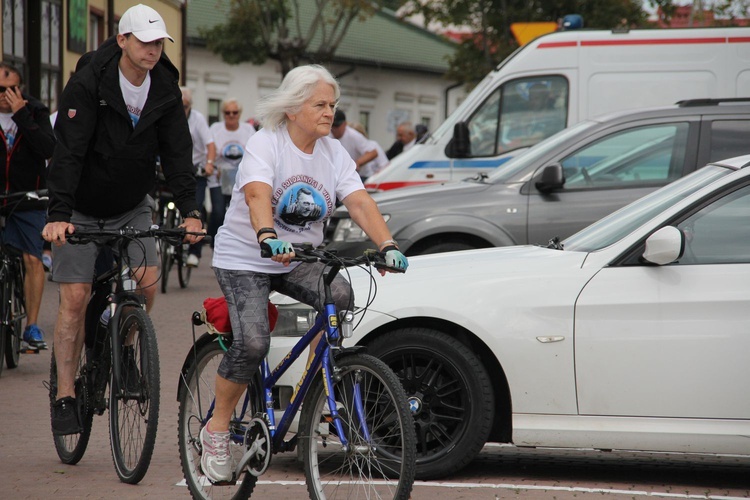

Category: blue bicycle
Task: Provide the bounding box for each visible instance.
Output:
[177,244,416,499]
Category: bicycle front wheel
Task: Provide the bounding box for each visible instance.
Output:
[178,339,258,500]
[5,265,25,368]
[49,347,94,464]
[160,209,176,294]
[109,307,160,484]
[300,353,417,500]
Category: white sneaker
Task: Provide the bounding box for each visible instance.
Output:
[200,423,233,482]
[187,254,200,267]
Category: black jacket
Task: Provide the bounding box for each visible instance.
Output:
[1,94,55,212]
[47,36,198,221]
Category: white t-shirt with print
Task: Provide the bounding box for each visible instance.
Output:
[0,112,17,148]
[187,109,217,187]
[119,68,150,128]
[209,121,256,195]
[336,126,374,161]
[213,126,364,273]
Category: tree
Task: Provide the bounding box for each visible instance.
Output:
[200,0,383,76]
[401,0,648,87]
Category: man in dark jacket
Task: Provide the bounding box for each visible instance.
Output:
[0,62,55,350]
[42,4,204,436]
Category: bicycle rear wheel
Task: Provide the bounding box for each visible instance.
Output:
[176,241,192,289]
[178,339,258,500]
[160,209,176,294]
[300,353,417,500]
[5,265,25,369]
[49,348,94,464]
[109,307,160,484]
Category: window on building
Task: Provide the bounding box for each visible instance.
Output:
[358,111,370,135]
[208,99,222,125]
[40,0,62,112]
[89,7,105,50]
[3,0,27,76]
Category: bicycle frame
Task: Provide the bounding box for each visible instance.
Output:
[203,263,360,453]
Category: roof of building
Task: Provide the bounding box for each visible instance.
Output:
[186,0,456,74]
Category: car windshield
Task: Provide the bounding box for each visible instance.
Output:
[562,165,731,252]
[482,121,594,183]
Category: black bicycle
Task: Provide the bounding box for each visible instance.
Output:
[0,189,48,376]
[153,181,191,293]
[177,244,416,500]
[47,225,205,484]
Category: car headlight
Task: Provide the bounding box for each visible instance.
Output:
[332,215,390,242]
[272,303,318,337]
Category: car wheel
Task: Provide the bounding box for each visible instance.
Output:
[413,239,477,255]
[367,328,494,479]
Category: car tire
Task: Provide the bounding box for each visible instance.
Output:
[413,239,477,255]
[367,328,494,480]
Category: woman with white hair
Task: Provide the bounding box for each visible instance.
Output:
[201,64,407,483]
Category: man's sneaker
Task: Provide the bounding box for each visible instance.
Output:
[122,346,141,395]
[42,252,53,272]
[200,422,233,483]
[52,397,82,436]
[23,324,48,350]
[186,254,200,267]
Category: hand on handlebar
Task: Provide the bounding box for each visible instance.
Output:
[42,221,75,247]
[260,237,295,266]
[179,217,206,244]
[380,245,408,275]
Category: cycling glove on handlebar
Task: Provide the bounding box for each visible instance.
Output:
[260,237,294,258]
[382,245,409,271]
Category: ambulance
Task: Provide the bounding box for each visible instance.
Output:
[364,26,750,191]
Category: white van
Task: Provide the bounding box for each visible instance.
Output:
[364,26,750,191]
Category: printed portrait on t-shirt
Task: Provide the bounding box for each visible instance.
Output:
[222,142,245,167]
[278,185,324,227]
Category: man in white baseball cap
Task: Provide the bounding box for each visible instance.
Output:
[118,3,175,43]
[45,2,203,438]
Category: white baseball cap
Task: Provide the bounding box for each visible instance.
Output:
[118,4,174,43]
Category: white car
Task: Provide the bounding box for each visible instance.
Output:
[268,155,750,480]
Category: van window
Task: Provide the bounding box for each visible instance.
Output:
[561,123,689,190]
[708,120,750,162]
[467,76,568,158]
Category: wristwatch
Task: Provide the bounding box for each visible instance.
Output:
[184,209,203,221]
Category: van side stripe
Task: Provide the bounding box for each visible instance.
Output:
[729,37,750,43]
[538,41,578,48]
[581,37,726,46]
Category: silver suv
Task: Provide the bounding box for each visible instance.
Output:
[326,99,750,255]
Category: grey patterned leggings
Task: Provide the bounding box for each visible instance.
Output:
[213,263,354,384]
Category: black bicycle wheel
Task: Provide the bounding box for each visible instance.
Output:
[160,209,176,294]
[178,339,258,500]
[109,307,160,484]
[176,241,192,289]
[5,263,25,369]
[50,348,94,464]
[300,353,417,500]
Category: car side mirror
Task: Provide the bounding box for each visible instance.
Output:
[642,226,685,265]
[445,121,470,158]
[535,164,565,193]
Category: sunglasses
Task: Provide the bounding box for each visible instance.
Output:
[0,85,18,93]
[224,110,239,116]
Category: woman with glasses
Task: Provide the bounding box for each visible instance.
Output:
[209,98,256,222]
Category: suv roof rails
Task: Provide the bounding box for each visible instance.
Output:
[677,97,750,107]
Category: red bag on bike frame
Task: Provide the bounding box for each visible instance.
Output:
[201,296,278,335]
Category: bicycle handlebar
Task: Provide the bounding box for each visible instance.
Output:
[67,225,211,246]
[0,189,49,202]
[263,242,405,273]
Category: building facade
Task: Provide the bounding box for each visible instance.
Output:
[1,0,185,112]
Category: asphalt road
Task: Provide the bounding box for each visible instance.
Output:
[1,251,748,499]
